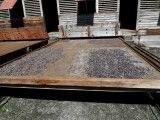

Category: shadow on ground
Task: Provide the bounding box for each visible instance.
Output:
[0,88,159,105]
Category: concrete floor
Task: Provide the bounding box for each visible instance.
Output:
[0,90,160,120]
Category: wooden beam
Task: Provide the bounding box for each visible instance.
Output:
[0,76,160,91]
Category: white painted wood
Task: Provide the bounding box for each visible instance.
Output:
[137,0,160,30]
[98,0,118,12]
[0,0,10,20]
[39,0,43,17]
[136,0,141,30]
[59,0,77,15]
[96,0,99,13]
[0,9,10,20]
[22,0,42,17]
[56,0,60,15]
[22,0,27,18]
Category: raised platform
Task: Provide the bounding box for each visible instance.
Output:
[0,38,159,91]
[0,41,47,64]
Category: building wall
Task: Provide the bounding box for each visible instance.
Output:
[57,0,120,38]
[0,0,11,28]
[22,0,44,28]
[137,0,160,30]
[0,0,44,29]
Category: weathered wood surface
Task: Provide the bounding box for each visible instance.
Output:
[58,0,119,15]
[136,0,160,30]
[58,0,120,38]
[59,13,119,38]
[23,17,44,28]
[59,13,119,25]
[59,22,119,38]
[0,19,11,28]
[138,29,160,35]
[0,41,44,57]
[0,77,160,91]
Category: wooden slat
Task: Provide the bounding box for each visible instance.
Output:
[137,0,160,30]
[59,0,77,15]
[0,9,9,19]
[99,0,118,12]
[22,0,42,17]
[59,12,119,25]
[0,77,160,91]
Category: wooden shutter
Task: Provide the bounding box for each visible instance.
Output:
[137,0,160,30]
[0,0,10,19]
[59,0,77,15]
[98,0,118,12]
[22,0,43,17]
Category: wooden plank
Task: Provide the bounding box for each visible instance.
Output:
[0,19,11,28]
[59,13,119,25]
[138,29,160,35]
[0,77,160,91]
[0,41,44,57]
[23,17,44,27]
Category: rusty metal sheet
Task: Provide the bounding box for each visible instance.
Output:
[0,33,4,41]
[0,29,15,40]
[23,27,49,40]
[19,27,33,40]
[21,27,39,40]
[0,26,49,41]
[0,0,17,10]
[18,28,28,40]
[38,27,49,39]
[28,27,44,40]
[9,28,23,40]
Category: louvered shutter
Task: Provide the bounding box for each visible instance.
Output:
[22,0,43,17]
[0,0,10,19]
[98,0,118,12]
[59,0,77,15]
[137,0,160,29]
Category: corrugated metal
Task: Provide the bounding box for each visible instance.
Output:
[0,0,17,10]
[57,0,120,38]
[137,0,160,30]
[23,0,42,17]
[59,13,118,25]
[59,0,77,15]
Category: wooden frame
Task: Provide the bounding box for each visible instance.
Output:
[0,77,160,92]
